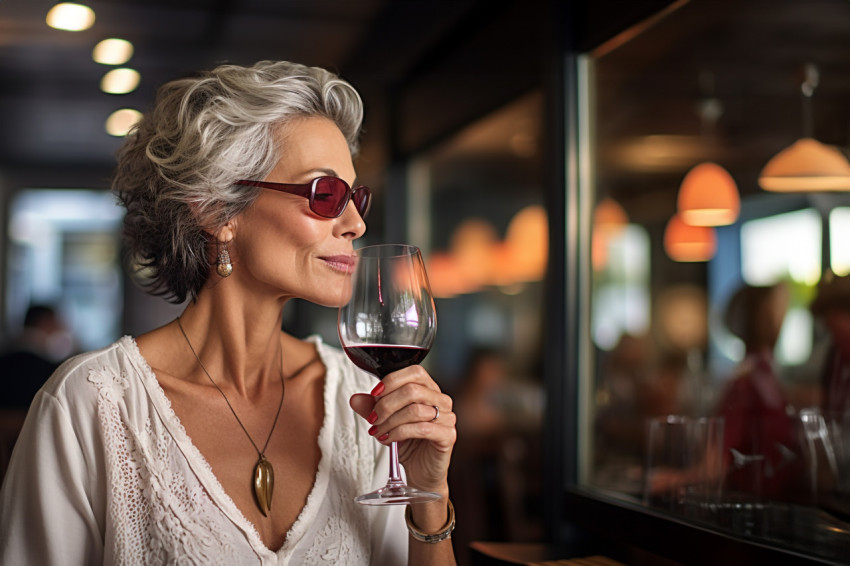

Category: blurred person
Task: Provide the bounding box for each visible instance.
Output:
[451,347,543,559]
[810,273,850,416]
[807,273,850,516]
[0,304,73,409]
[0,61,457,565]
[454,348,510,437]
[594,333,655,467]
[715,281,802,499]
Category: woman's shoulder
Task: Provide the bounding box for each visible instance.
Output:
[38,336,143,406]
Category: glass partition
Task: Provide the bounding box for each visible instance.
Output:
[584,0,850,561]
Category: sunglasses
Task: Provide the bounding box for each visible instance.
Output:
[234,176,371,220]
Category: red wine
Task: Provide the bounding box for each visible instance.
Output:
[343,345,430,378]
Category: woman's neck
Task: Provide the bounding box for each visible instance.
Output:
[176,291,288,398]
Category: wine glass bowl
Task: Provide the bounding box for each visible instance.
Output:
[338,244,440,505]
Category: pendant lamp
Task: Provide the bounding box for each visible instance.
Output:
[758,138,850,191]
[664,214,717,262]
[677,162,740,226]
[759,64,850,192]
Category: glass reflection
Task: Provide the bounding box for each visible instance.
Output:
[587,0,850,560]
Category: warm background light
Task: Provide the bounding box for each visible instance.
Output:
[426,206,549,297]
[100,68,140,94]
[46,3,95,31]
[677,162,740,226]
[759,137,850,192]
[593,198,629,271]
[664,214,717,262]
[450,219,499,288]
[93,39,134,65]
[594,198,629,232]
[426,252,477,298]
[105,108,142,136]
[502,205,548,282]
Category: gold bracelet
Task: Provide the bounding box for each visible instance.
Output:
[404,499,455,543]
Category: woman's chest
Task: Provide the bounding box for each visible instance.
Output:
[162,377,325,550]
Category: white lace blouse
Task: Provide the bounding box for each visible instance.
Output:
[0,335,408,565]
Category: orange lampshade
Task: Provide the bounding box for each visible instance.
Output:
[677,162,740,226]
[450,219,498,288]
[502,205,548,282]
[594,198,629,232]
[759,137,850,192]
[664,214,717,262]
[426,252,478,298]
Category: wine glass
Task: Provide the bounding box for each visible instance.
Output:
[338,243,440,505]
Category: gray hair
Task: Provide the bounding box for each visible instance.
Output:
[112,60,364,304]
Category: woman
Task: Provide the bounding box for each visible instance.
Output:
[0,61,457,565]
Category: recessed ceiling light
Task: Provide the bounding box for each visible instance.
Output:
[46,3,95,31]
[93,39,134,65]
[105,108,142,136]
[101,68,140,94]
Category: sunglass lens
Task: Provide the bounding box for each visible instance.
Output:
[352,188,371,219]
[312,177,348,218]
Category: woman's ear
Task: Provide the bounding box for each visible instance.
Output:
[215,220,236,244]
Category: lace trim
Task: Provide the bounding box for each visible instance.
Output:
[117,334,336,558]
[88,357,239,564]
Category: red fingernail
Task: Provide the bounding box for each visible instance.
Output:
[377,433,389,441]
[371,382,385,396]
[368,411,378,424]
[368,425,378,436]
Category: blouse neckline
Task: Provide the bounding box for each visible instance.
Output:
[117,334,336,559]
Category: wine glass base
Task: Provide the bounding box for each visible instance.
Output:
[355,484,441,506]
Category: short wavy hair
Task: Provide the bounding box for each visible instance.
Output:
[113,60,364,304]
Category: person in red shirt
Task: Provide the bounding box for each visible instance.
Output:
[716,282,803,500]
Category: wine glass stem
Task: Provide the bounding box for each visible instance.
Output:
[387,441,404,485]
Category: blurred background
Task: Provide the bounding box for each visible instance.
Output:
[2,1,850,564]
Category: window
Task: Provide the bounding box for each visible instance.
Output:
[7,189,123,351]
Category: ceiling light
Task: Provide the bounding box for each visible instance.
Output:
[759,63,850,192]
[677,162,740,226]
[100,68,140,94]
[46,3,95,31]
[664,214,717,262]
[93,39,134,65]
[758,138,850,191]
[105,108,142,136]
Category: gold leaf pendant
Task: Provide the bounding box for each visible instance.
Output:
[253,455,275,517]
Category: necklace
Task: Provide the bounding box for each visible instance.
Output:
[176,317,285,517]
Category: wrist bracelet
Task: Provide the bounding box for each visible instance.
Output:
[404,499,455,543]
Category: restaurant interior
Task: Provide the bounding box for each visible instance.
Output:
[1,0,850,564]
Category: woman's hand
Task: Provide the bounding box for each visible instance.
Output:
[350,365,456,493]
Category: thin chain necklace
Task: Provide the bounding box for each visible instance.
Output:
[176,316,284,517]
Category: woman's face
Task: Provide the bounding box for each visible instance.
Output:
[230,116,366,307]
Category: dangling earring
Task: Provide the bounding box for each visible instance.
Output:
[216,241,233,278]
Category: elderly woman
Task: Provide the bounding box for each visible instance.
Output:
[0,61,457,565]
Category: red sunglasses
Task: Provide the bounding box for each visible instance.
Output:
[234,177,371,220]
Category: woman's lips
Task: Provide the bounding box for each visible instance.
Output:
[322,254,356,273]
